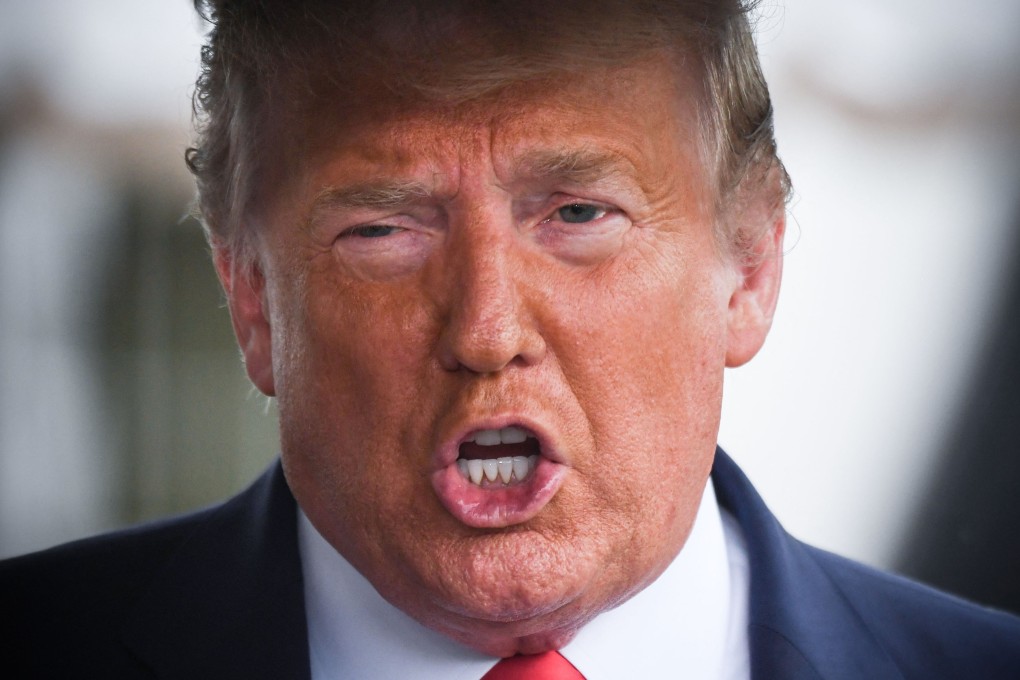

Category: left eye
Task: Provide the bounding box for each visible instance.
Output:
[556,204,605,224]
[342,225,400,239]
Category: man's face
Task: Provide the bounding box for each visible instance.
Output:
[222,54,781,655]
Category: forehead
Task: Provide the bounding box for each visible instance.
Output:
[264,55,711,214]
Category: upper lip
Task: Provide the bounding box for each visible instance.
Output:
[432,414,565,471]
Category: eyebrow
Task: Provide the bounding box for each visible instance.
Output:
[309,180,434,215]
[512,148,634,187]
[306,148,633,222]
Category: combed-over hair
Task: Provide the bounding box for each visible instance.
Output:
[186,0,790,272]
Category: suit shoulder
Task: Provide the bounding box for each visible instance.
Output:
[0,459,282,601]
[0,464,295,678]
[1,505,215,596]
[0,506,220,674]
[806,544,1020,674]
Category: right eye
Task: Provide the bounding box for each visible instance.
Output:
[330,218,434,281]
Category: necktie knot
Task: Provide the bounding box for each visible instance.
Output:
[481,651,585,680]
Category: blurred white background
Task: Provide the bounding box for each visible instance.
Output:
[1,1,1018,596]
[0,0,278,558]
[720,0,1020,569]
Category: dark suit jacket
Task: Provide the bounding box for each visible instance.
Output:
[3,450,1019,678]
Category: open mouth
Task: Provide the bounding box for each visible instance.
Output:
[431,420,568,528]
[456,426,541,486]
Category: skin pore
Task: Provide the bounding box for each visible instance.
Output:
[216,53,784,656]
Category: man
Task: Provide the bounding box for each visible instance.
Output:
[2,1,1018,678]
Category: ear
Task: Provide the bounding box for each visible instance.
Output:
[213,246,276,396]
[724,203,786,368]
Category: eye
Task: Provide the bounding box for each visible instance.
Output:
[532,197,629,265]
[341,225,401,239]
[557,204,606,224]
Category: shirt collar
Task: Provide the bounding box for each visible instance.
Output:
[299,481,748,680]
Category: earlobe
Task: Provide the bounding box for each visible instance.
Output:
[725,210,785,368]
[213,247,276,396]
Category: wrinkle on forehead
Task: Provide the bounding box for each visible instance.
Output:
[306,126,649,213]
[280,55,712,229]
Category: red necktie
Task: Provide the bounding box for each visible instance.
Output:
[481,651,585,680]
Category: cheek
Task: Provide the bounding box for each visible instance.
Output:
[561,244,729,418]
[551,249,729,524]
[274,261,431,406]
[269,265,441,499]
[274,275,465,574]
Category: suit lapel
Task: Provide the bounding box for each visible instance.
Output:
[712,450,905,680]
[120,462,311,679]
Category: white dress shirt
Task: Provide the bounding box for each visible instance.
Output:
[299,480,750,679]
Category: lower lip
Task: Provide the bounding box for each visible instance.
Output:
[430,457,567,528]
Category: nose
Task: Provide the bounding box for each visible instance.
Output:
[435,227,546,374]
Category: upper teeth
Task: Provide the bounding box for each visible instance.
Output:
[471,426,529,445]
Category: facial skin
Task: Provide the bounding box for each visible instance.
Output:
[216,54,783,656]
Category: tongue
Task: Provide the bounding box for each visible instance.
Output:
[458,439,539,460]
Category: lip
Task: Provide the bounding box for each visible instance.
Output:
[430,415,569,528]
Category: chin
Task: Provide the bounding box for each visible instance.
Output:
[398,537,616,652]
[448,625,582,657]
[417,584,592,657]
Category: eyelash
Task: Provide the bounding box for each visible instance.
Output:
[340,225,402,239]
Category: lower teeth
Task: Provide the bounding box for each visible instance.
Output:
[457,455,539,486]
